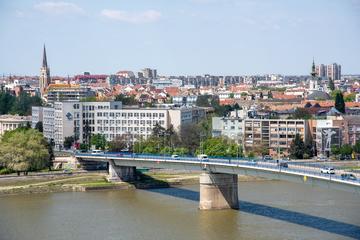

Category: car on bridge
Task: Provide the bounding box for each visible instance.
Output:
[341,173,357,181]
[263,155,273,161]
[279,162,288,168]
[91,150,104,155]
[317,155,328,161]
[197,154,208,162]
[320,167,335,174]
[171,154,179,159]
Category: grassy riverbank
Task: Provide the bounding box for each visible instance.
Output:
[0,171,266,196]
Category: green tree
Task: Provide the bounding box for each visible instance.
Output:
[0,128,49,174]
[35,121,43,132]
[289,134,305,159]
[90,134,107,150]
[340,144,353,156]
[0,91,15,114]
[344,93,356,102]
[229,93,234,98]
[63,136,75,149]
[334,91,345,113]
[10,92,42,116]
[108,135,130,152]
[304,138,314,158]
[331,145,340,155]
[353,141,360,154]
[328,78,335,91]
[233,103,240,110]
[196,95,212,107]
[196,137,242,158]
[115,94,138,105]
[172,147,189,155]
[290,108,312,120]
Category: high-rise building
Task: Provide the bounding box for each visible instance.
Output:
[142,68,157,79]
[315,64,326,78]
[326,63,341,80]
[39,45,51,97]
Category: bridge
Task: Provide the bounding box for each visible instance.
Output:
[75,153,360,210]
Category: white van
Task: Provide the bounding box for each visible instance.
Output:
[197,154,208,161]
[91,149,104,155]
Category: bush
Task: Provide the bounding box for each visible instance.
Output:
[0,168,14,175]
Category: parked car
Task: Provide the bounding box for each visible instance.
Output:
[320,167,335,174]
[341,173,357,181]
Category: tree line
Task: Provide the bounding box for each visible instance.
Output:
[0,90,42,116]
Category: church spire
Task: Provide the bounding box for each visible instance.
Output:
[42,44,48,68]
[311,57,317,78]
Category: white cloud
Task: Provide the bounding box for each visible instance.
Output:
[101,9,161,23]
[34,2,85,15]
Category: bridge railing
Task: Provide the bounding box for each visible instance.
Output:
[75,153,360,184]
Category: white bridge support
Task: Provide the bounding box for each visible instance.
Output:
[108,160,136,182]
[199,172,239,210]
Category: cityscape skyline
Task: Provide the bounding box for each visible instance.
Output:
[1,0,360,76]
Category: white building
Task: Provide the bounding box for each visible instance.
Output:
[32,106,55,141]
[33,101,205,149]
[0,115,31,135]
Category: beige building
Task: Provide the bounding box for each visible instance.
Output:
[0,115,31,135]
[244,119,307,157]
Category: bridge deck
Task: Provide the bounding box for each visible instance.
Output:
[75,153,360,194]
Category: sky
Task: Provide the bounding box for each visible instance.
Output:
[0,0,359,76]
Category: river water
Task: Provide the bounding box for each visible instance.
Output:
[0,181,359,240]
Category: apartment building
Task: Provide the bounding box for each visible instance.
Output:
[244,119,307,157]
[212,116,243,143]
[32,101,205,149]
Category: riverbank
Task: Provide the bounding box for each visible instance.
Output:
[0,171,266,196]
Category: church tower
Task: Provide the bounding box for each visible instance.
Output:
[39,44,51,97]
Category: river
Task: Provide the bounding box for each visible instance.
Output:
[0,181,359,240]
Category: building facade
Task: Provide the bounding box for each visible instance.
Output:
[33,101,205,149]
[212,116,243,143]
[0,115,31,135]
[32,106,55,141]
[326,63,341,80]
[244,119,307,157]
[46,84,96,103]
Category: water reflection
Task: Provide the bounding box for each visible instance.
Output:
[146,187,360,239]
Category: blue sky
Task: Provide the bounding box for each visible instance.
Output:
[0,0,359,76]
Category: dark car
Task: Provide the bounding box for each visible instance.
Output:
[279,162,288,168]
[341,173,357,181]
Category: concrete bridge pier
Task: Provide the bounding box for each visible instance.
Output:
[199,172,239,210]
[107,160,136,182]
